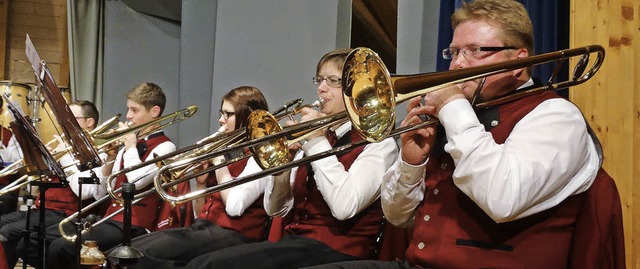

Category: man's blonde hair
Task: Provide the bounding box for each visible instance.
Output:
[452,0,534,55]
[126,82,166,116]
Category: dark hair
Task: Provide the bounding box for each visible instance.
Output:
[316,49,352,75]
[70,100,100,124]
[126,82,167,116]
[222,86,269,129]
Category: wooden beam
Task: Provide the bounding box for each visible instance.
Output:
[352,0,397,56]
[0,0,9,79]
[60,0,69,87]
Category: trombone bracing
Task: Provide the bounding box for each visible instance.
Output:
[102,98,323,203]
[57,98,315,241]
[0,115,120,196]
[153,45,605,205]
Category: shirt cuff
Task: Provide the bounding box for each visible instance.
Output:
[398,158,426,186]
[438,99,478,138]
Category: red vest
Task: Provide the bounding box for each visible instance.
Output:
[104,134,171,230]
[155,179,194,231]
[286,129,383,259]
[407,91,603,268]
[35,176,81,216]
[197,157,269,241]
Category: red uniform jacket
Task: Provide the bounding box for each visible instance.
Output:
[286,129,383,259]
[197,157,269,241]
[35,176,81,216]
[104,134,171,230]
[406,90,619,268]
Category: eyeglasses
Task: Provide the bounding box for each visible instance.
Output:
[219,110,235,120]
[442,46,516,60]
[312,76,342,88]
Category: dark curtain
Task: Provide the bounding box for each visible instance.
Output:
[436,0,569,96]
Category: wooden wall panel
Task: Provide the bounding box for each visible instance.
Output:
[570,1,638,268]
[0,0,8,79]
[5,0,67,85]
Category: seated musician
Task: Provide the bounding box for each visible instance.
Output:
[310,1,611,268]
[46,82,176,269]
[0,96,25,215]
[184,49,399,269]
[108,86,272,268]
[0,99,104,268]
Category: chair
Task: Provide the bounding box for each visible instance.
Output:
[568,169,626,269]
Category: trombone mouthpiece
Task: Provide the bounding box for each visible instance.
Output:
[125,121,133,127]
[312,99,325,108]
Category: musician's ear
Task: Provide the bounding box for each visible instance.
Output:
[149,105,161,118]
[86,117,96,130]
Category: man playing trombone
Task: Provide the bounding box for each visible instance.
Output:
[46,82,176,269]
[111,86,273,268]
[312,0,617,268]
[0,99,104,268]
[185,49,399,269]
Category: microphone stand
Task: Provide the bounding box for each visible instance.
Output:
[31,177,65,269]
[19,187,34,269]
[108,183,143,268]
[75,170,100,269]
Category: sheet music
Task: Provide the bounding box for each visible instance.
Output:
[25,34,43,77]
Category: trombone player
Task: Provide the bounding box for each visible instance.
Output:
[0,99,104,269]
[0,96,24,215]
[185,50,399,269]
[110,86,272,268]
[313,1,617,268]
[46,82,176,269]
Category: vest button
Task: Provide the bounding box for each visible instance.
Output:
[112,203,116,207]
[418,242,425,249]
[491,120,499,127]
[433,189,439,195]
[440,163,448,169]
[423,215,430,222]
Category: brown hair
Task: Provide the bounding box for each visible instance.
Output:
[452,0,534,56]
[126,82,166,116]
[316,49,352,75]
[222,86,269,129]
[70,100,99,124]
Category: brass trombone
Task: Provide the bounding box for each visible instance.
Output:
[154,45,605,205]
[57,99,313,241]
[0,115,121,196]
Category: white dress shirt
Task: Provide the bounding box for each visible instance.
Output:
[265,121,398,220]
[223,157,269,217]
[0,134,23,163]
[382,83,600,225]
[59,152,108,200]
[107,132,176,191]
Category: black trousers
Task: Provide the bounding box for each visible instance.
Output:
[184,234,356,269]
[43,218,147,269]
[111,219,253,269]
[0,183,19,216]
[0,209,66,268]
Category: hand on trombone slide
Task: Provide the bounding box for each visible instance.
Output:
[284,106,327,151]
[399,96,438,166]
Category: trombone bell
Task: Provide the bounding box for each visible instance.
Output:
[246,110,289,170]
[342,48,396,143]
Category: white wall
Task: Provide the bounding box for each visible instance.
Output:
[103,0,440,147]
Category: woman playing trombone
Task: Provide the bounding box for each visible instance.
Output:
[185,49,399,269]
[109,86,272,269]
